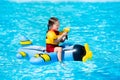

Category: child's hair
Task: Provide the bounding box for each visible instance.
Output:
[48,17,58,30]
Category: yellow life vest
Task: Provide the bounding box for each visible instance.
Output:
[46,30,61,45]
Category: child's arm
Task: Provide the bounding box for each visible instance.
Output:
[54,27,70,43]
[54,32,67,43]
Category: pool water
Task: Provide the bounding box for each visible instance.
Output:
[0,0,120,80]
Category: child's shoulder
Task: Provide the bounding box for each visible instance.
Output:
[47,30,54,33]
[47,30,56,35]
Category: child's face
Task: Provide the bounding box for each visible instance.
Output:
[51,21,59,31]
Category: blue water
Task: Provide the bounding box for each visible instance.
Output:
[0,0,120,80]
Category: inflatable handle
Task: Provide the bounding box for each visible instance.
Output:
[63,27,70,32]
[34,53,51,62]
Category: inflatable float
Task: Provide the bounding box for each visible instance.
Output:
[16,36,93,65]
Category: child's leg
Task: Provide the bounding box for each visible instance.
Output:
[54,47,62,62]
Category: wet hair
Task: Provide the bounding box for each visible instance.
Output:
[47,17,58,30]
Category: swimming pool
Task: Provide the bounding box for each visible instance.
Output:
[0,0,120,80]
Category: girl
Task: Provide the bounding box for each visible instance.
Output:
[46,17,69,63]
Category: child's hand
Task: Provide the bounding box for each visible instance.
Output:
[62,32,67,36]
[63,27,70,33]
